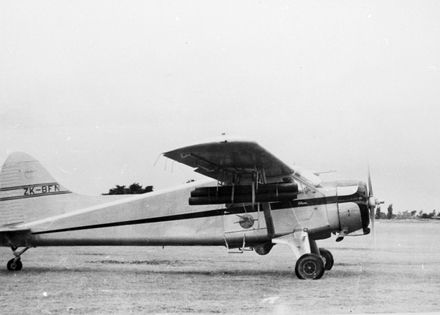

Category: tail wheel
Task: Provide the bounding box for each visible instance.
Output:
[7,258,23,271]
[295,253,325,280]
[319,248,334,271]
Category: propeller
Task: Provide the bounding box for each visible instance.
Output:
[367,167,383,236]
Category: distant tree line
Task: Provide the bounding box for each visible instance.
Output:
[376,204,438,220]
[103,183,153,195]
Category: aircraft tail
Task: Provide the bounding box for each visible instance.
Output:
[0,152,74,227]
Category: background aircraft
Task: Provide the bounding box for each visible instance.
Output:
[0,138,381,279]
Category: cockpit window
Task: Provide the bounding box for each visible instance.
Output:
[292,168,322,188]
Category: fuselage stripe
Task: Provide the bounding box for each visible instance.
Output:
[31,193,365,235]
[32,208,227,235]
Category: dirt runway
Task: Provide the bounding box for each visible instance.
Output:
[1,220,440,314]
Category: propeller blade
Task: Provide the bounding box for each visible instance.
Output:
[368,166,373,197]
[367,167,375,235]
[370,203,375,234]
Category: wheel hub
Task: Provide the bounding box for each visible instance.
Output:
[303,261,316,275]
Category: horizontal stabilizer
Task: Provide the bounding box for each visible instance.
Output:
[0,227,30,233]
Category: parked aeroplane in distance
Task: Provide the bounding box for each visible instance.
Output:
[0,138,381,279]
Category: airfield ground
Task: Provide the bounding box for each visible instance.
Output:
[1,220,440,314]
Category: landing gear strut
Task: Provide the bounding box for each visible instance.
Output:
[272,231,335,279]
[273,230,326,280]
[6,247,29,271]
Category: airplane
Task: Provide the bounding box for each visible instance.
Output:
[0,137,381,279]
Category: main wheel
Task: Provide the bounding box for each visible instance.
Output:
[7,258,23,271]
[319,248,334,271]
[295,253,325,280]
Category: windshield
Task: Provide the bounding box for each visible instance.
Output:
[292,167,322,188]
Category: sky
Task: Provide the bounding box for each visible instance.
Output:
[1,1,439,212]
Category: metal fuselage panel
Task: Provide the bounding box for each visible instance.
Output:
[5,181,366,248]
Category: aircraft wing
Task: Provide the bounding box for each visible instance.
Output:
[164,139,294,184]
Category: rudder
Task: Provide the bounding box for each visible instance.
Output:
[0,152,71,226]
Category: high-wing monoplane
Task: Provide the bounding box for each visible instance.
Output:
[0,138,381,279]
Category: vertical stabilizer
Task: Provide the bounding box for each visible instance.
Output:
[0,152,71,226]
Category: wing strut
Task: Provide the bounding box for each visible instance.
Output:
[262,203,275,237]
[258,168,275,238]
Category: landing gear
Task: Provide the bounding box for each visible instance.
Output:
[273,230,326,280]
[7,258,23,271]
[272,231,335,280]
[319,248,334,271]
[6,246,29,272]
[295,253,325,280]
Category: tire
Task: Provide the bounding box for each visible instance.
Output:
[319,248,334,271]
[7,258,23,271]
[295,253,325,280]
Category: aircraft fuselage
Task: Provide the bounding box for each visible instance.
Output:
[10,180,370,249]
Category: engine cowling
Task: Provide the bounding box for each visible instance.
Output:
[338,202,364,234]
[323,181,370,238]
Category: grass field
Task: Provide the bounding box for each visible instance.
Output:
[1,220,440,314]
